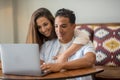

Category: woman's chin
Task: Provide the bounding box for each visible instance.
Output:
[45,34,50,37]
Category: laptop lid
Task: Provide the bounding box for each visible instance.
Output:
[0,44,44,76]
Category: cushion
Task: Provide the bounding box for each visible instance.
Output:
[76,24,94,41]
[94,24,120,66]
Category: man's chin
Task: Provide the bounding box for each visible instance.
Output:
[58,37,63,40]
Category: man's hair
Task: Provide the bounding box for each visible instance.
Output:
[55,8,76,24]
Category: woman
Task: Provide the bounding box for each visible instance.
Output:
[26,8,89,63]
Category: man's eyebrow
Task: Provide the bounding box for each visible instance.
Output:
[54,24,67,26]
[62,24,67,25]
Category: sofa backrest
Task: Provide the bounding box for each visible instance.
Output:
[76,23,120,67]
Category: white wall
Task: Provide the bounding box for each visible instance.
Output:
[15,0,120,24]
[0,0,120,43]
[0,0,14,43]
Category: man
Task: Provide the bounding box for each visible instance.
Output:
[40,8,96,80]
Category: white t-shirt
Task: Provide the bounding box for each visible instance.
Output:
[40,38,95,80]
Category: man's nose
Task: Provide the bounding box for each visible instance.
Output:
[57,26,62,32]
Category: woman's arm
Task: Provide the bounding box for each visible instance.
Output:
[56,29,90,63]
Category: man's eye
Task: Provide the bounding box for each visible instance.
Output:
[62,25,66,28]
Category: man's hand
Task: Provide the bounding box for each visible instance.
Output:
[41,63,64,72]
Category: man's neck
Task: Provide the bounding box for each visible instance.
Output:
[59,36,74,44]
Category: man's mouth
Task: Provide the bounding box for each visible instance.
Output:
[57,34,63,37]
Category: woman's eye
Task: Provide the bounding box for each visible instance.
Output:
[55,25,58,28]
[43,23,48,26]
[37,26,41,29]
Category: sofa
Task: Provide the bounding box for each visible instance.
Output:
[76,23,120,80]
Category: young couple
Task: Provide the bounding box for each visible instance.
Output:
[26,8,96,80]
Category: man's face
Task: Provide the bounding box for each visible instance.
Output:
[55,16,75,43]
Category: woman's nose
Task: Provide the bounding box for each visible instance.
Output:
[41,27,46,33]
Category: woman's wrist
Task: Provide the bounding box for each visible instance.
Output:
[62,52,71,58]
[61,62,67,70]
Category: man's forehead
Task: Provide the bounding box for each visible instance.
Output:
[55,16,69,21]
[55,16,70,23]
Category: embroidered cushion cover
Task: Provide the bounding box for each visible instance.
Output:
[93,25,120,66]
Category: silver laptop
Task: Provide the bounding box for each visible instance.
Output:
[0,44,47,76]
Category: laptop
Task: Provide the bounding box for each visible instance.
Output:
[0,44,48,76]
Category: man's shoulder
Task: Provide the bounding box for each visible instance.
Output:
[44,39,58,45]
[80,41,94,50]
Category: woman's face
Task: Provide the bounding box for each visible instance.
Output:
[36,17,53,37]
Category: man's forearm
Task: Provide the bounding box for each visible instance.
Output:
[62,53,96,70]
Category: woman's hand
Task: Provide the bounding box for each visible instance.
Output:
[53,54,68,63]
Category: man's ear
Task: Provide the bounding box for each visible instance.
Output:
[72,24,76,29]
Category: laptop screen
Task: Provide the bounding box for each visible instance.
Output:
[0,44,43,76]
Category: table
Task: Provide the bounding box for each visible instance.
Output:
[0,66,104,80]
[96,66,120,79]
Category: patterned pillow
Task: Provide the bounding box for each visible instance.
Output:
[76,24,94,41]
[94,25,120,66]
